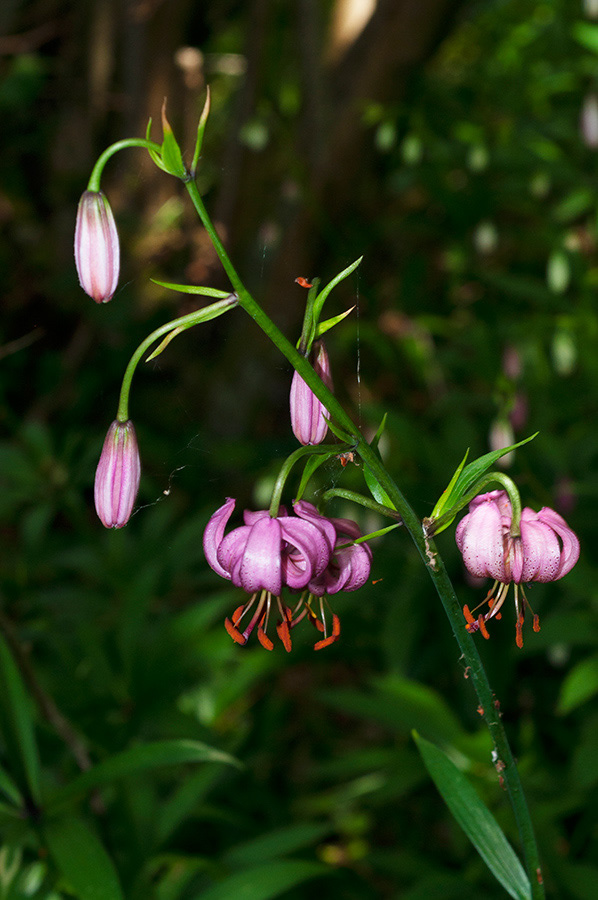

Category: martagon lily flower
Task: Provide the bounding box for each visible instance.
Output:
[203,498,334,650]
[203,499,373,650]
[456,490,579,647]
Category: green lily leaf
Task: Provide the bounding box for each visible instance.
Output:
[146,118,170,173]
[47,739,240,812]
[430,434,537,534]
[0,634,41,805]
[160,101,188,179]
[413,732,531,900]
[44,817,124,900]
[315,305,355,338]
[295,454,330,501]
[312,256,362,329]
[151,279,233,298]
[193,860,330,900]
[191,86,211,177]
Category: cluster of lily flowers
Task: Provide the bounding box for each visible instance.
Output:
[76,181,581,652]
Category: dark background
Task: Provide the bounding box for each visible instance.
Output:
[1,0,597,897]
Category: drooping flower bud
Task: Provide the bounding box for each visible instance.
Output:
[290,341,333,445]
[74,191,120,303]
[94,420,140,528]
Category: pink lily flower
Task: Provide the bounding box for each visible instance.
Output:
[203,499,333,650]
[456,490,580,647]
[290,501,373,649]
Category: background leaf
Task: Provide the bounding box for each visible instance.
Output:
[413,732,531,900]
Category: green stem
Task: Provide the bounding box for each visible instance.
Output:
[183,179,544,898]
[116,297,237,422]
[88,138,161,192]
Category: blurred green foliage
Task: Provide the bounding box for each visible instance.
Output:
[1,0,598,897]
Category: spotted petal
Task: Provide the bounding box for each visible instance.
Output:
[535,507,580,579]
[456,493,507,581]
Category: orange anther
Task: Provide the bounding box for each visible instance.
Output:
[257,627,274,651]
[515,620,524,649]
[294,276,313,288]
[477,614,490,640]
[276,620,292,652]
[314,634,337,651]
[533,614,540,633]
[463,605,475,625]
[225,617,247,645]
[494,612,502,620]
[331,614,341,638]
[231,605,245,625]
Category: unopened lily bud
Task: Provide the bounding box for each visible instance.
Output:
[94,420,140,528]
[74,190,120,303]
[290,341,333,445]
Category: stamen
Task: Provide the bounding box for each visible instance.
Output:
[276,618,292,652]
[463,604,476,625]
[314,634,337,650]
[477,614,491,640]
[225,617,247,645]
[533,614,540,633]
[257,626,274,650]
[231,604,247,625]
[515,613,524,649]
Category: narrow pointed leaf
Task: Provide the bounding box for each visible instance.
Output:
[315,306,355,338]
[413,732,531,900]
[151,279,233,298]
[44,817,124,900]
[193,860,330,900]
[363,462,396,510]
[191,86,211,176]
[146,118,170,173]
[430,434,537,534]
[431,450,469,520]
[296,454,330,501]
[0,761,22,806]
[47,740,239,811]
[312,257,363,325]
[160,102,187,179]
[370,413,388,452]
[0,634,41,804]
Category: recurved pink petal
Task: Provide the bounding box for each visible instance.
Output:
[293,501,337,552]
[239,516,282,595]
[519,512,561,582]
[203,498,236,579]
[536,507,580,579]
[280,518,331,588]
[456,495,506,580]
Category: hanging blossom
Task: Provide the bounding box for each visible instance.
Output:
[94,420,141,528]
[75,190,120,303]
[203,498,372,650]
[456,490,579,647]
[289,341,333,446]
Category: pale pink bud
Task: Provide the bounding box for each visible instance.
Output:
[94,420,140,528]
[290,341,333,445]
[74,190,120,303]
